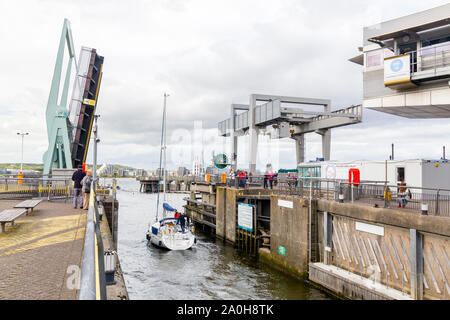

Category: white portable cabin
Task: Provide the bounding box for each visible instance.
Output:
[297,159,450,190]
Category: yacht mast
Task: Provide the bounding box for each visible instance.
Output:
[163,93,168,202]
[155,93,168,222]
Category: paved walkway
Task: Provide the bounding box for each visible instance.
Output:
[0,200,87,299]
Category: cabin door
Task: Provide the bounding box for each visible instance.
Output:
[396,167,405,183]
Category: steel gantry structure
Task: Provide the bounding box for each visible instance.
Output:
[218,94,362,173]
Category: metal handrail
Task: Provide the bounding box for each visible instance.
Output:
[297,176,450,193]
[404,42,450,76]
[78,182,106,300]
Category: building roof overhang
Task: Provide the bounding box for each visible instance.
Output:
[365,4,450,43]
[369,19,450,42]
[348,54,364,65]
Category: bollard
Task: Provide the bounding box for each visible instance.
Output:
[98,205,104,221]
[104,250,116,285]
[17,172,23,185]
[421,203,428,215]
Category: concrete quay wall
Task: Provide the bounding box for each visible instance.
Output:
[188,186,450,299]
[317,200,450,300]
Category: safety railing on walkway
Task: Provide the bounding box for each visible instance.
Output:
[206,174,450,217]
[0,176,73,200]
[336,181,450,217]
[282,177,450,217]
[78,181,107,300]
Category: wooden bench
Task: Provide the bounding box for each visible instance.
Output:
[0,209,28,232]
[14,199,42,215]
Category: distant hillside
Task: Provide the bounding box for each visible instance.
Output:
[0,163,137,172]
[112,164,137,171]
[0,163,43,171]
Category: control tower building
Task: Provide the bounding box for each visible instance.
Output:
[349,4,450,118]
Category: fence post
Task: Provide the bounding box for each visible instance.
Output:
[384,184,388,208]
[112,178,116,249]
[351,183,354,203]
[326,181,329,200]
[435,189,440,216]
[410,229,424,300]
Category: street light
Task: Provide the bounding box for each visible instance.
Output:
[17,132,29,173]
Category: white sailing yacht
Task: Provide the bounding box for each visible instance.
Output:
[146,93,196,250]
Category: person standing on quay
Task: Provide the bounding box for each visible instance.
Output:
[71,165,86,209]
[268,172,274,189]
[81,170,93,210]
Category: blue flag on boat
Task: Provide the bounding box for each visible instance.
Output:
[163,202,176,212]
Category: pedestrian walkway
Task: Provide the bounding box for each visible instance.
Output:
[0,200,87,299]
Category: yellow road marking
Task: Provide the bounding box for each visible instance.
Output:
[0,213,87,255]
[0,226,85,256]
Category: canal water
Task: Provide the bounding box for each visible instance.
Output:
[114,178,332,300]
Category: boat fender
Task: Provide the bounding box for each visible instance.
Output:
[194,237,197,244]
[158,241,162,246]
[146,233,150,241]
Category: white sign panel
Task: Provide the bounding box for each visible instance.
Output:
[278,199,293,209]
[355,222,384,236]
[384,54,410,86]
[238,202,253,232]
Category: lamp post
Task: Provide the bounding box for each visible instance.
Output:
[93,115,100,188]
[17,132,29,173]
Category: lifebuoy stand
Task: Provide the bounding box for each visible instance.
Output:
[349,168,360,186]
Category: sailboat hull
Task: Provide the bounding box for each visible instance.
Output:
[149,221,196,251]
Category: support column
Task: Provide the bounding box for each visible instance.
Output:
[316,129,331,161]
[57,144,63,168]
[249,95,258,174]
[322,129,331,161]
[410,229,424,300]
[231,135,238,171]
[321,102,331,161]
[293,134,305,165]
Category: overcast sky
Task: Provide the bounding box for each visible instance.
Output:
[1,0,449,171]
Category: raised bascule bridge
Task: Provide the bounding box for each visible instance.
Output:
[0,19,128,301]
[42,19,104,176]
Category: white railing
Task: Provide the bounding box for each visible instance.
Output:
[410,42,450,77]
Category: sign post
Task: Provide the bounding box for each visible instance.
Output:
[238,202,253,232]
[384,54,412,87]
